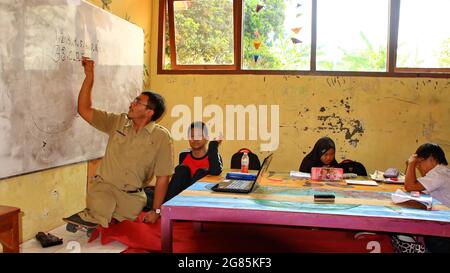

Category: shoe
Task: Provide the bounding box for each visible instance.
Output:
[63,213,98,228]
[35,232,63,248]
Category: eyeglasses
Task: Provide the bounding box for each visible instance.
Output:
[132,98,149,107]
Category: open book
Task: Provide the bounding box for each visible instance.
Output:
[391,189,433,210]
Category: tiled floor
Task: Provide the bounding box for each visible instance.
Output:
[20,224,127,253]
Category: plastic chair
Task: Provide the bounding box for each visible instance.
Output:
[230,148,261,171]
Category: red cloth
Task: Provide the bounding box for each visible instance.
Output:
[89,212,162,252]
[88,212,393,253]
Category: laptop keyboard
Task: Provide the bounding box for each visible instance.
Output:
[227,180,251,189]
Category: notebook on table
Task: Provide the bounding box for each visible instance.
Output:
[211,153,273,193]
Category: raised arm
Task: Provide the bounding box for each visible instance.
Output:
[404,154,426,192]
[78,57,95,123]
[207,140,223,175]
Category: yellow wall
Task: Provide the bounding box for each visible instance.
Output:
[1,0,449,245]
[0,0,151,243]
[0,164,87,243]
[149,1,450,173]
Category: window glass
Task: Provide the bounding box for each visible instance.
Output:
[316,0,389,72]
[397,0,450,69]
[173,0,234,65]
[242,0,311,70]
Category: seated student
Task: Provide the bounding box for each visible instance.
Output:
[396,143,450,252]
[299,136,339,173]
[160,121,223,203]
[404,143,450,206]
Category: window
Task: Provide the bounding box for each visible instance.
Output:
[165,0,237,69]
[316,0,388,72]
[158,0,450,77]
[396,0,450,72]
[242,0,311,70]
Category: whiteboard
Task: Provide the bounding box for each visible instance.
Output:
[0,0,143,179]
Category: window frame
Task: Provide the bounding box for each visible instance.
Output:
[157,0,450,78]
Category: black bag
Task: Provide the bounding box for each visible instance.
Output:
[35,232,63,248]
[338,160,368,176]
[230,148,261,171]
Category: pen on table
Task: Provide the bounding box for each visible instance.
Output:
[116,130,126,136]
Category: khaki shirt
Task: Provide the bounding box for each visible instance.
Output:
[90,109,174,190]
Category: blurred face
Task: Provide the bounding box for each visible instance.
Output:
[127,94,153,120]
[416,156,438,176]
[188,128,208,150]
[320,148,335,165]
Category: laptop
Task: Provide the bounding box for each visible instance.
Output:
[211,153,273,193]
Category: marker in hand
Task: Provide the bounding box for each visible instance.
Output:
[81,56,94,75]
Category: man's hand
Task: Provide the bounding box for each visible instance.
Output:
[81,56,94,77]
[143,210,160,224]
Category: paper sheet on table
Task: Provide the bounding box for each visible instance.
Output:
[391,189,433,210]
[345,180,378,186]
[290,171,311,178]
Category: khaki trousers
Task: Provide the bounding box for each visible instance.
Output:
[78,179,146,228]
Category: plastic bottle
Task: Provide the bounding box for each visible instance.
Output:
[241,152,249,173]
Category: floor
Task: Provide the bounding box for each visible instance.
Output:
[19,224,127,253]
[14,222,394,253]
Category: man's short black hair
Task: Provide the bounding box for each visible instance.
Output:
[416,143,448,165]
[141,91,165,121]
[188,121,208,138]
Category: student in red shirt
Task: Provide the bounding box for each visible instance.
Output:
[145,121,223,206]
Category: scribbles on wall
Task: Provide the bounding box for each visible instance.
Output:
[326,76,347,88]
[295,96,364,148]
[0,0,143,179]
[102,0,112,10]
[415,79,443,92]
[316,114,364,147]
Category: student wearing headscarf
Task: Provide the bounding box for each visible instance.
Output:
[299,136,339,173]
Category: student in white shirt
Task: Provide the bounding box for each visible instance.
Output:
[404,143,450,207]
[402,143,450,253]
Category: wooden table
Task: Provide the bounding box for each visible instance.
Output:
[161,173,450,252]
[0,205,20,253]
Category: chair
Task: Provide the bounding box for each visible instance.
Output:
[338,159,368,176]
[230,148,261,170]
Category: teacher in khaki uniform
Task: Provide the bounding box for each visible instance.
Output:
[64,57,174,228]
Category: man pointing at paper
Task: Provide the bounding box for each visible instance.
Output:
[63,57,174,229]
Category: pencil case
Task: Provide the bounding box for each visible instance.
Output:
[383,168,399,178]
